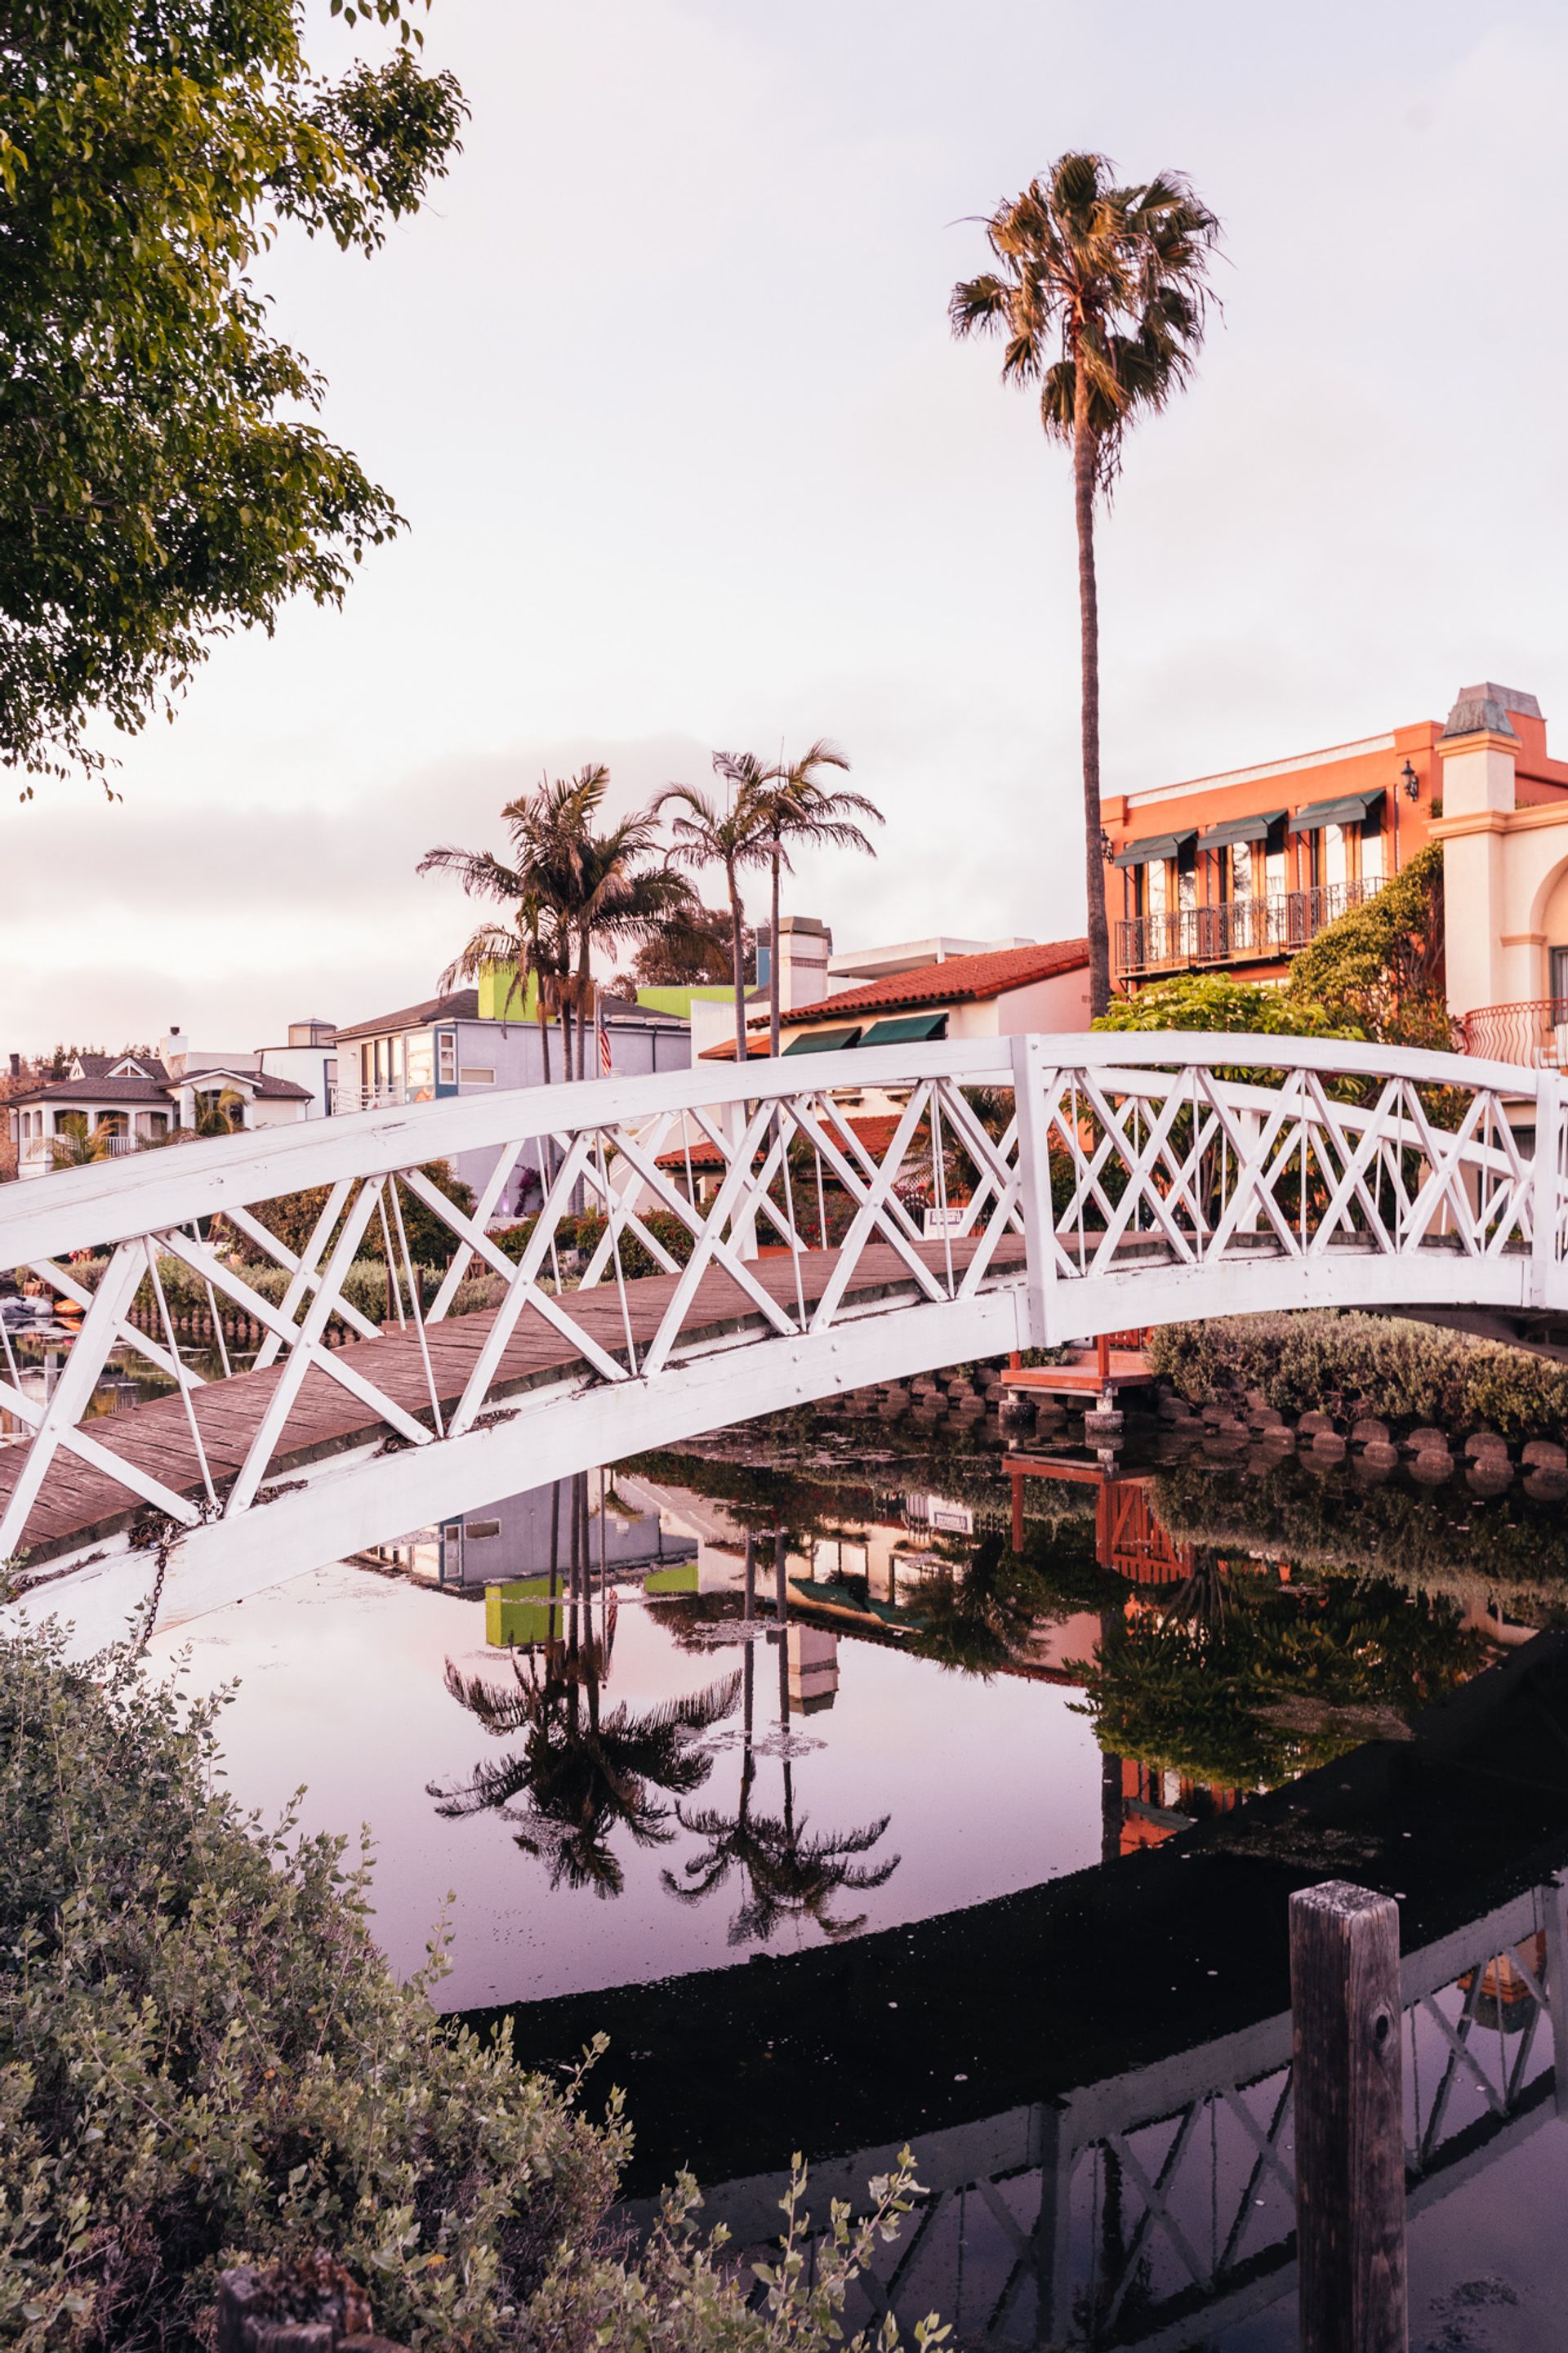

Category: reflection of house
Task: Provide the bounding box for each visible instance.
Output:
[1111,1758,1242,1855]
[368,1473,698,1594]
[7,1031,310,1179]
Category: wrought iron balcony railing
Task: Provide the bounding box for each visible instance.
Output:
[1115,877,1384,979]
[1458,998,1568,1069]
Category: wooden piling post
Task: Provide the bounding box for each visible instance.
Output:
[1290,1880,1407,2353]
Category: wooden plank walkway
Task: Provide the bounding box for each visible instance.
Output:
[1,1235,1024,1566]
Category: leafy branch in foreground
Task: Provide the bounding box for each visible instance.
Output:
[0,1626,938,2352]
[0,0,466,791]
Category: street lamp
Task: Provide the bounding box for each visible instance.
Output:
[1401,760,1419,800]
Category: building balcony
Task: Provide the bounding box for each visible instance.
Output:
[1458,998,1568,1069]
[330,1081,410,1115]
[1115,877,1384,982]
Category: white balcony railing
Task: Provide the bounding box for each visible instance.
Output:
[330,1081,412,1116]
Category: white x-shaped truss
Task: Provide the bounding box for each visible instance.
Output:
[1,1032,1561,1571]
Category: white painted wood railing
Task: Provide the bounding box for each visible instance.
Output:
[0,1033,1563,1639]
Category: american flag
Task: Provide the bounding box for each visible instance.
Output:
[598,1013,612,1076]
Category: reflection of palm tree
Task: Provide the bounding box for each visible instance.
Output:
[430,1639,740,1900]
[663,1531,899,1941]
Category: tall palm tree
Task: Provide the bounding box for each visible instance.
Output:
[751,742,882,1055]
[654,763,774,1062]
[951,154,1219,1014]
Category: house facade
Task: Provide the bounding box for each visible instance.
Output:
[1432,686,1568,1066]
[7,1043,310,1179]
[1101,684,1568,998]
[699,938,1092,1072]
[335,984,692,1210]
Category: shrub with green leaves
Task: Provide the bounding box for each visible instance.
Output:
[0,1631,934,2353]
[1148,1310,1568,1442]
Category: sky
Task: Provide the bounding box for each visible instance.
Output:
[6,0,1568,1052]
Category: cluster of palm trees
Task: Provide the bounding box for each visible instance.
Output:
[419,744,882,1079]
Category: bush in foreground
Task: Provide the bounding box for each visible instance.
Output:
[1148,1309,1568,1442]
[0,1632,935,2353]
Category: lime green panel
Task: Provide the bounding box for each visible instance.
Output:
[485,1576,565,1647]
[644,1562,701,1595]
[477,963,541,1022]
[634,986,733,1019]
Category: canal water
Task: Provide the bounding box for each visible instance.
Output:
[148,1385,1568,2353]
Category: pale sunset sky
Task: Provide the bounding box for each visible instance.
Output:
[6,0,1566,1049]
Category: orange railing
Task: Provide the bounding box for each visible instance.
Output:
[1459,998,1568,1068]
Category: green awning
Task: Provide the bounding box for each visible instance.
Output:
[782,1026,862,1054]
[1111,829,1196,869]
[1200,809,1285,849]
[860,1012,949,1045]
[1289,788,1385,834]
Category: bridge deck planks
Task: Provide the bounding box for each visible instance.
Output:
[1,1235,1021,1563]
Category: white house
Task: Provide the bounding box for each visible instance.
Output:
[699,936,1093,1081]
[7,1042,310,1179]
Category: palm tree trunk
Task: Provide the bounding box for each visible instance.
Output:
[728,866,749,1063]
[769,840,782,1056]
[1074,377,1111,1018]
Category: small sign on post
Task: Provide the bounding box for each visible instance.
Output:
[1290,1880,1408,2353]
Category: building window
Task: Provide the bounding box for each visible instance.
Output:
[438,1032,457,1085]
[1361,814,1384,885]
[1176,837,1197,912]
[405,1034,434,1101]
[1229,840,1253,902]
[1552,947,1568,1005]
[459,1066,495,1086]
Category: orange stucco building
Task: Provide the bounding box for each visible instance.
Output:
[1102,688,1568,996]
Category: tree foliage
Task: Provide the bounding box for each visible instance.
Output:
[0,1627,941,2352]
[225,1157,475,1268]
[1078,1567,1482,1789]
[614,902,757,991]
[0,0,465,789]
[1092,971,1362,1040]
[1287,843,1450,1049]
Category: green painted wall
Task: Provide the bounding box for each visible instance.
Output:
[634,986,728,1020]
[477,964,541,1022]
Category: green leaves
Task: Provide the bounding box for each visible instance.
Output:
[0,0,466,787]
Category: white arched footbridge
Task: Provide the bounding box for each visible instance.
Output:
[2,1033,1563,1651]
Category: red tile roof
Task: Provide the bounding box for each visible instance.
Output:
[701,938,1089,1058]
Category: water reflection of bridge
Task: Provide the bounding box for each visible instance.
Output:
[497,1630,1568,2351]
[696,1877,1566,2351]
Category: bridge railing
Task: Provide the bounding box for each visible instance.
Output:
[0,1033,1563,1578]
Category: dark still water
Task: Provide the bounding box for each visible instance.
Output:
[150,1393,1568,2352]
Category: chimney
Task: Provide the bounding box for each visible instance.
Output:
[8,1053,18,1078]
[161,1025,186,1076]
[776,916,834,1012]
